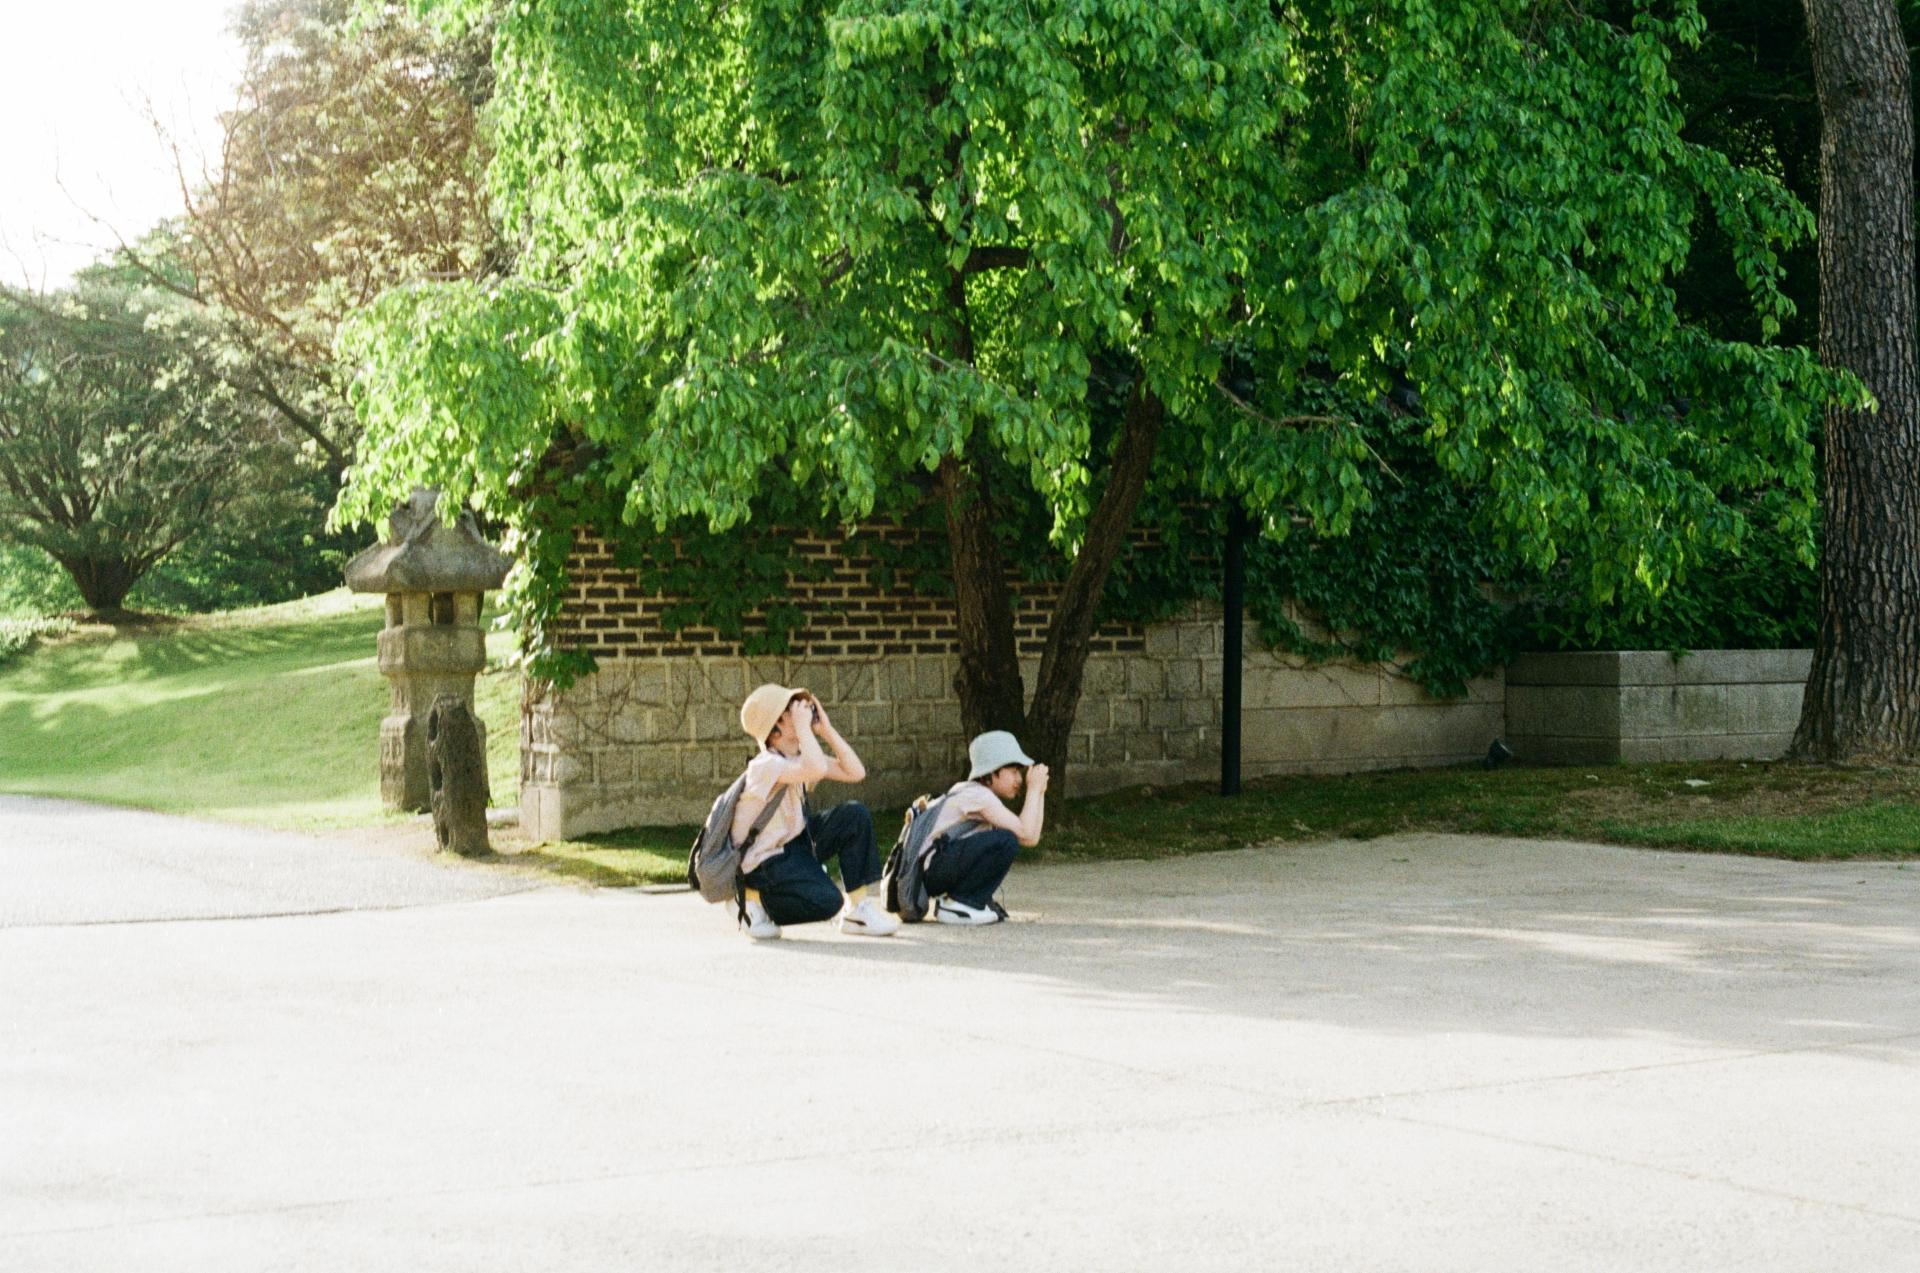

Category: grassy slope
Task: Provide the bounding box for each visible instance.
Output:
[0,590,519,829]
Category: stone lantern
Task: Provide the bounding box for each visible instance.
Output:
[345,488,512,812]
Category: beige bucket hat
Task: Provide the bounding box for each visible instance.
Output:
[741,683,810,746]
[968,730,1035,779]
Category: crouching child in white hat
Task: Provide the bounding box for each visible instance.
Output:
[732,683,899,940]
[917,731,1049,925]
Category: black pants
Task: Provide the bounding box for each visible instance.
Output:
[922,826,1020,910]
[740,802,881,926]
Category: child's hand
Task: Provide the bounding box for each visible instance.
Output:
[1027,763,1050,795]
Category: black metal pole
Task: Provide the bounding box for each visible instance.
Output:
[1221,503,1248,796]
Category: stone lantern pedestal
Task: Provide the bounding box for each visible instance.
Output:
[345,488,512,812]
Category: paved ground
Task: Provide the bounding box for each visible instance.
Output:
[3,794,1918,1272]
[0,797,540,928]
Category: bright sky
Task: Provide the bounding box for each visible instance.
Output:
[0,0,246,289]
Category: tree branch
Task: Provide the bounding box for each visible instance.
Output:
[1211,379,1348,430]
[962,246,1031,274]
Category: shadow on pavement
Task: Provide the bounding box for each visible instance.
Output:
[711,837,1920,1057]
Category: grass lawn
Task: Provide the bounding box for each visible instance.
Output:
[0,590,520,829]
[1038,761,1920,861]
[549,756,1920,887]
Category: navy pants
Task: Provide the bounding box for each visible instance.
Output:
[923,826,1021,910]
[741,801,882,926]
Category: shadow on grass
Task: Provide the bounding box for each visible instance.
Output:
[122,610,379,679]
[482,830,695,889]
[1034,762,1920,863]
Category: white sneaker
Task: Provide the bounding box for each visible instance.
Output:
[934,897,1002,926]
[741,899,781,940]
[840,896,900,937]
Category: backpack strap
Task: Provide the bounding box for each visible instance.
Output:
[730,776,788,920]
[912,795,954,863]
[738,779,786,856]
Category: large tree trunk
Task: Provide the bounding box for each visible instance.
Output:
[1790,0,1920,761]
[938,378,1167,791]
[937,453,1027,738]
[1023,380,1167,788]
[54,553,142,616]
[930,199,1167,782]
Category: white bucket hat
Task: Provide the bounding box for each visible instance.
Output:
[968,730,1035,779]
[741,683,809,746]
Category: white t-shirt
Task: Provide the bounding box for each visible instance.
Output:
[925,780,1005,846]
[731,750,808,874]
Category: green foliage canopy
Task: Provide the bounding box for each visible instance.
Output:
[341,0,1839,680]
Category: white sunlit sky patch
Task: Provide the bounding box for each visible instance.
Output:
[1,0,244,289]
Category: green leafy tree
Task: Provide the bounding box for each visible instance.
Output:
[342,0,1836,784]
[0,270,280,615]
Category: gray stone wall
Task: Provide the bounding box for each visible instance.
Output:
[519,606,1504,840]
[1505,650,1811,764]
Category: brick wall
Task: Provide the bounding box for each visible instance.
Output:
[547,530,1146,660]
[518,531,1503,838]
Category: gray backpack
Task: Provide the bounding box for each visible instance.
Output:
[882,794,952,923]
[687,771,785,905]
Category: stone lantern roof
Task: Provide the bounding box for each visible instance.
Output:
[345,487,512,595]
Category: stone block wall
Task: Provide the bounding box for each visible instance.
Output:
[520,535,1504,838]
[1505,650,1811,764]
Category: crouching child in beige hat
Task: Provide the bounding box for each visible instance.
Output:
[915,730,1048,925]
[731,683,899,940]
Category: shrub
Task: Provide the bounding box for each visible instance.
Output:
[0,616,73,667]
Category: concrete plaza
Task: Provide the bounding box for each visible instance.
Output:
[3,794,1917,1271]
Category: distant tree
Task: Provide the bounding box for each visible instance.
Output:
[344,1,1837,785]
[1790,0,1920,761]
[138,0,495,477]
[0,270,278,614]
